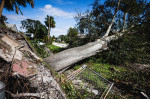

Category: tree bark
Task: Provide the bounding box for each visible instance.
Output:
[122,12,127,32]
[103,0,121,37]
[48,17,51,43]
[45,33,123,72]
[0,0,5,18]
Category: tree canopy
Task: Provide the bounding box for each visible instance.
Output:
[66,27,79,47]
[0,0,34,17]
[75,0,149,43]
[21,19,47,39]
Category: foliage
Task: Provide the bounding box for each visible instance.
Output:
[46,44,63,53]
[91,25,150,66]
[21,19,48,39]
[61,81,83,99]
[66,27,79,48]
[31,40,49,58]
[60,74,92,99]
[44,15,56,28]
[58,35,68,42]
[74,0,149,45]
[1,0,34,15]
[73,0,150,66]
[1,15,7,21]
[112,65,150,98]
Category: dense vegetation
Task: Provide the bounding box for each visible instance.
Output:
[91,25,150,66]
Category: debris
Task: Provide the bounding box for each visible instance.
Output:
[0,27,66,99]
[109,67,120,72]
[6,91,41,98]
[132,64,150,72]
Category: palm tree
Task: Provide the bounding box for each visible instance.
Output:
[0,0,34,18]
[45,15,56,43]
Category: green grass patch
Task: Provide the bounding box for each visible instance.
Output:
[46,44,66,53]
[73,63,126,81]
[46,44,61,53]
[70,63,127,98]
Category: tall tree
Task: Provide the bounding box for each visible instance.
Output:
[21,19,47,39]
[45,15,56,43]
[0,0,34,18]
[67,27,79,47]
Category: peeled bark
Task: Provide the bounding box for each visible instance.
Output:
[0,0,5,18]
[103,0,121,37]
[45,33,123,72]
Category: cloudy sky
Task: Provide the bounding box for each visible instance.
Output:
[3,0,93,37]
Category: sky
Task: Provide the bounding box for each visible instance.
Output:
[3,0,94,37]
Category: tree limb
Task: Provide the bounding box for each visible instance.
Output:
[103,0,121,37]
[6,91,41,98]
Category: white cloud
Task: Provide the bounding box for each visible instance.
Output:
[51,25,73,37]
[6,14,27,21]
[40,5,74,18]
[4,5,76,36]
[50,0,74,5]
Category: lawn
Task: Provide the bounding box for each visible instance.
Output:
[68,62,127,98]
[46,44,65,53]
[47,44,60,52]
[73,63,126,81]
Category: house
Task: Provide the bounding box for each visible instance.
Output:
[5,23,18,32]
[24,33,34,39]
[77,33,86,38]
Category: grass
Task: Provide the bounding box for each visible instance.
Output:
[69,62,128,98]
[29,39,63,58]
[73,62,126,81]
[46,44,61,53]
[71,61,150,98]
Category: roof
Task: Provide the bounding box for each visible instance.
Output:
[77,33,86,38]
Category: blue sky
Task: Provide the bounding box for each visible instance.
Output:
[3,0,94,37]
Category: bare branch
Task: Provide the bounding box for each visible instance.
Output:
[103,0,121,37]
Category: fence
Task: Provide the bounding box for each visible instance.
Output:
[65,65,122,99]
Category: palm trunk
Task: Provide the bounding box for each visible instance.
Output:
[48,18,50,43]
[48,27,50,43]
[122,12,127,32]
[103,0,121,37]
[0,0,5,18]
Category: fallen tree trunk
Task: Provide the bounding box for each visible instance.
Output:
[45,0,123,72]
[45,34,123,72]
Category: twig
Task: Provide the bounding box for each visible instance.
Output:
[6,91,41,98]
[141,92,149,99]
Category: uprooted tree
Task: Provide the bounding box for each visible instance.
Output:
[45,0,150,72]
